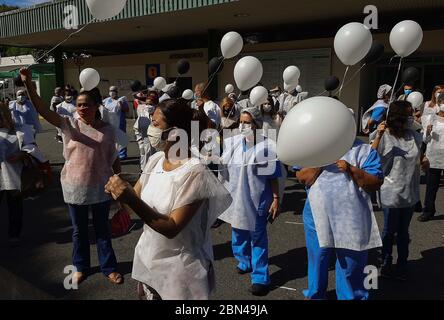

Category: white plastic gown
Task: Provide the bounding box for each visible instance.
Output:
[102,97,125,129]
[132,152,232,300]
[308,140,382,251]
[9,100,42,134]
[377,129,422,208]
[361,99,388,132]
[424,115,444,169]
[217,134,286,231]
[133,105,156,169]
[278,92,303,117]
[0,124,46,191]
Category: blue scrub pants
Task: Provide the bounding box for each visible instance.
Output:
[232,213,270,285]
[303,201,369,300]
[119,112,127,159]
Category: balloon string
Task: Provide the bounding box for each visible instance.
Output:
[202,58,225,96]
[389,57,403,104]
[334,63,366,96]
[338,66,349,99]
[28,19,96,68]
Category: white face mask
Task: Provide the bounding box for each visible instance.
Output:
[439,104,444,112]
[17,95,27,104]
[263,104,272,113]
[148,125,170,151]
[110,92,118,99]
[239,123,253,137]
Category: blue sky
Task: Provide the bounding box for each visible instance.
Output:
[1,0,48,7]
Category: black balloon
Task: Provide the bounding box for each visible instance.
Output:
[167,86,180,99]
[209,56,224,75]
[364,41,385,64]
[402,67,420,84]
[177,59,190,75]
[324,76,340,92]
[14,75,24,87]
[130,80,142,92]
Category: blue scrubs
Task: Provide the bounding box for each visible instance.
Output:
[231,139,282,285]
[369,106,386,132]
[296,148,382,300]
[118,106,128,159]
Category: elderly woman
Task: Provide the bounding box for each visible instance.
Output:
[105,99,232,300]
[361,84,392,135]
[20,68,127,286]
[295,137,383,300]
[0,103,46,242]
[372,100,422,281]
[218,106,282,297]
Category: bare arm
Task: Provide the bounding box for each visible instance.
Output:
[295,168,322,187]
[269,178,280,219]
[105,175,202,239]
[20,68,62,128]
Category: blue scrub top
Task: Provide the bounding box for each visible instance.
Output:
[369,106,386,132]
[294,148,383,215]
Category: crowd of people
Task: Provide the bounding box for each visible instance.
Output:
[0,66,443,300]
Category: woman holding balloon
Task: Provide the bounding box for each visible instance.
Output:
[372,100,422,281]
[20,68,127,286]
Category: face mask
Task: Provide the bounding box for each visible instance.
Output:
[148,125,169,151]
[407,116,415,128]
[239,123,253,137]
[263,104,272,113]
[436,93,442,101]
[147,105,156,114]
[17,95,27,103]
[404,89,413,96]
[439,104,444,112]
[65,96,74,103]
[109,92,118,99]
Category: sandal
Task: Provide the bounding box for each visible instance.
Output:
[107,272,124,285]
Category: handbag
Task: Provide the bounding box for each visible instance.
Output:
[21,154,53,198]
[111,207,132,237]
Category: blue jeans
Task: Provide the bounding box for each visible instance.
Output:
[232,213,270,285]
[119,113,127,159]
[68,201,117,276]
[382,207,414,267]
[303,201,369,300]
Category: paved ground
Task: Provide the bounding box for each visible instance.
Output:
[1,120,443,300]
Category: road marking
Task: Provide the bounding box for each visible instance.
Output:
[277,286,298,292]
[285,221,304,225]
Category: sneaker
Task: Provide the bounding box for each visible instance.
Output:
[417,212,434,222]
[395,265,408,282]
[380,264,393,279]
[237,267,252,275]
[249,284,270,296]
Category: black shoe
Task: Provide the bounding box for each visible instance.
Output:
[417,212,434,222]
[237,267,251,275]
[380,264,393,279]
[414,202,423,213]
[211,219,224,229]
[249,284,270,296]
[395,265,408,281]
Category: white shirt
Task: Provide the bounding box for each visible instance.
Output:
[203,101,221,128]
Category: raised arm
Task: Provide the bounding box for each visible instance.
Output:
[20,68,62,128]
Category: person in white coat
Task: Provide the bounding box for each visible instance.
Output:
[194,82,222,128]
[105,99,232,300]
[418,93,444,222]
[9,90,42,135]
[134,102,156,170]
[218,106,282,297]
[362,84,392,134]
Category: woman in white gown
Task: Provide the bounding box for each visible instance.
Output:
[105,99,232,300]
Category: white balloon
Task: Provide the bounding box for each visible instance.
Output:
[390,20,423,58]
[182,89,194,100]
[283,66,301,86]
[277,97,357,167]
[86,0,127,21]
[296,85,303,93]
[153,77,167,90]
[284,82,297,92]
[225,84,235,94]
[407,91,424,109]
[79,68,100,91]
[221,31,243,59]
[249,86,269,106]
[234,56,263,91]
[334,22,373,66]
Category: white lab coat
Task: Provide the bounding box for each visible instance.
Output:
[9,100,42,134]
[133,105,156,169]
[132,152,232,300]
[308,140,382,251]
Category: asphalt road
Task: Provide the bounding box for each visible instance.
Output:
[1,120,443,300]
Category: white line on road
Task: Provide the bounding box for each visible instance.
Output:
[277,286,298,292]
[285,221,304,225]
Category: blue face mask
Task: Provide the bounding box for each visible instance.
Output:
[404,89,413,96]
